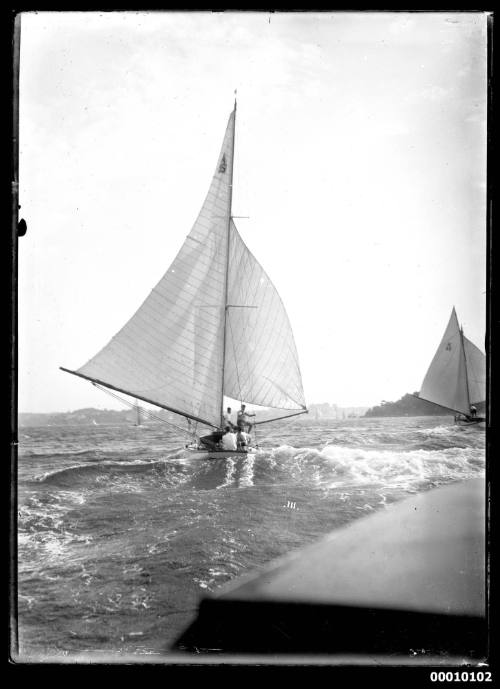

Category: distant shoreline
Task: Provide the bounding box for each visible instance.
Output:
[18,407,457,428]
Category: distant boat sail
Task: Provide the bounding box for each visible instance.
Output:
[134,399,141,427]
[418,308,486,423]
[61,102,307,451]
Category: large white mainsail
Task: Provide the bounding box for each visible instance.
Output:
[61,104,307,430]
[62,110,235,428]
[418,308,485,417]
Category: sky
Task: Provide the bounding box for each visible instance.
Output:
[18,10,488,413]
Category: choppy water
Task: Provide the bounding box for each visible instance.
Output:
[15,416,485,660]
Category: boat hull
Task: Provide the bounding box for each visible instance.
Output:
[455,416,485,426]
[186,444,257,460]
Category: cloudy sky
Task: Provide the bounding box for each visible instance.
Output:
[18,11,488,413]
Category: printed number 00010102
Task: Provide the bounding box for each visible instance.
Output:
[430,672,492,682]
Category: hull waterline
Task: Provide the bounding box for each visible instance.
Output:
[186,444,258,460]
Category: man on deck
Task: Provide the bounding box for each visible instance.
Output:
[236,427,250,450]
[221,427,237,451]
[237,404,256,433]
[223,406,236,430]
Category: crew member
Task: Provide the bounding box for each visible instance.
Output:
[236,427,250,450]
[237,404,256,433]
[223,406,236,430]
[221,426,237,451]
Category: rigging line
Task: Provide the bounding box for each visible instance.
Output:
[253,412,305,450]
[92,383,195,438]
[227,315,244,405]
[93,384,170,427]
[262,375,305,410]
[61,367,218,428]
[186,417,199,440]
[254,410,309,426]
[460,327,473,407]
[96,387,168,426]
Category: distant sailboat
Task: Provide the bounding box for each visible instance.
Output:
[417,308,486,424]
[61,102,307,457]
[134,399,142,427]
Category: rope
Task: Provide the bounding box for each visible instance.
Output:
[227,315,243,403]
[92,383,196,439]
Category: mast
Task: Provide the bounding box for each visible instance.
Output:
[220,99,237,427]
[460,324,471,414]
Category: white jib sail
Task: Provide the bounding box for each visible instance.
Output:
[74,111,236,428]
[463,335,486,406]
[419,308,483,416]
[224,221,306,412]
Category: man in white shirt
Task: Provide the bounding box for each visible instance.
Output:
[221,427,237,451]
[222,406,236,430]
[236,428,250,450]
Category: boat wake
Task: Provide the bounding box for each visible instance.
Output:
[217,458,236,489]
[256,441,485,494]
[239,454,255,487]
[26,427,484,498]
[215,454,256,489]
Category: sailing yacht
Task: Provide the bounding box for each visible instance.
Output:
[417,308,486,424]
[61,102,307,457]
[133,399,143,427]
